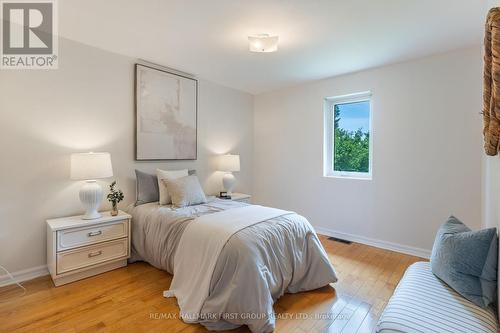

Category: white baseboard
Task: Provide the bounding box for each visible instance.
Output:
[314,226,431,259]
[0,265,49,287]
[0,228,429,287]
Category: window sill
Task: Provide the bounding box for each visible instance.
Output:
[323,174,372,181]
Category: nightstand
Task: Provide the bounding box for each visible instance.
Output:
[46,211,131,286]
[229,193,252,203]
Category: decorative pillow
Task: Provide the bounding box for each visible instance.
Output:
[157,169,189,205]
[135,170,159,206]
[135,170,196,206]
[162,175,207,208]
[430,216,498,308]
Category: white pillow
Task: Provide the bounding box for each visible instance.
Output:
[156,168,189,205]
[162,175,207,208]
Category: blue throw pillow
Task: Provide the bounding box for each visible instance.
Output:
[430,216,498,308]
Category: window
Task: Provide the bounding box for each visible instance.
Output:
[324,92,372,179]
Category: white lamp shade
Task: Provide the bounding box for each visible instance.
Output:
[70,152,113,180]
[248,34,279,53]
[219,154,240,172]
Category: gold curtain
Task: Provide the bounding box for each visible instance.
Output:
[484,8,500,156]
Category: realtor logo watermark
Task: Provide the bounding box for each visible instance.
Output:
[1,0,58,69]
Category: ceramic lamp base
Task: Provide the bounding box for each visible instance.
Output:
[80,180,103,220]
[222,172,237,195]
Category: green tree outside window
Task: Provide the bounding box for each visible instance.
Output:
[333,103,370,173]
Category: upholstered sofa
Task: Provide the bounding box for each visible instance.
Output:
[376,262,499,333]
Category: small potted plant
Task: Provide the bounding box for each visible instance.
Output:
[107,181,124,216]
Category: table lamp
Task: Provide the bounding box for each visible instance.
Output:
[70,152,113,220]
[219,154,240,195]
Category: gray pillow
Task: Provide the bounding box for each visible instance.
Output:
[430,216,498,308]
[162,175,207,208]
[135,170,196,206]
[135,170,159,206]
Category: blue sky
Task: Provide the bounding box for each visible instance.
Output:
[336,101,370,132]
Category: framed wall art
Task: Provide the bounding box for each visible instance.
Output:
[135,63,198,160]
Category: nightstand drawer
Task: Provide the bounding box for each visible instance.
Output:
[57,220,128,251]
[57,238,128,274]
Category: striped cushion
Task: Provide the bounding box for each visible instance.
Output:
[377,262,498,333]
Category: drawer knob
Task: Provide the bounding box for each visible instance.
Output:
[88,250,103,258]
[87,230,102,237]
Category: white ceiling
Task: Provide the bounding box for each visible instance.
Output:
[59,0,486,94]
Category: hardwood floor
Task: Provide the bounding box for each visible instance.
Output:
[0,235,424,333]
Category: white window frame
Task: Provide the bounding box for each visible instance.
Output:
[323,91,373,180]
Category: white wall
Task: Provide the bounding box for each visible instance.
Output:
[0,35,485,276]
[483,0,500,231]
[484,0,500,318]
[482,0,500,230]
[0,38,253,274]
[254,47,483,256]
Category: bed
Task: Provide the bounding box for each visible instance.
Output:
[127,197,337,332]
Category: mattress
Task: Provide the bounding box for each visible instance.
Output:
[376,261,498,333]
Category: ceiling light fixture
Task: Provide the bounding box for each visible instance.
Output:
[248,34,279,53]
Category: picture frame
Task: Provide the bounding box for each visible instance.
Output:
[135,63,198,161]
